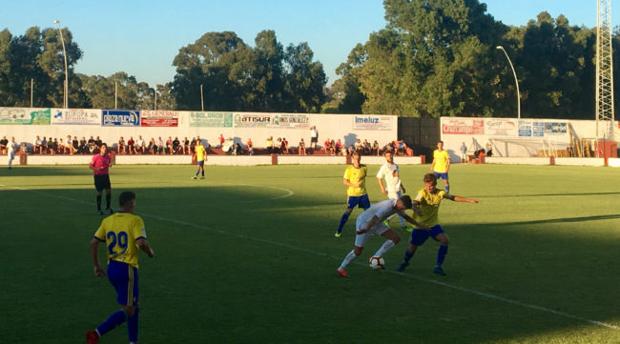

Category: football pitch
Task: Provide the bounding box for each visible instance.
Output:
[1,163,619,343]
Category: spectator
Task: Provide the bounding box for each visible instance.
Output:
[79,137,87,154]
[298,138,306,156]
[460,142,467,162]
[246,138,254,155]
[486,142,493,157]
[218,133,225,148]
[335,139,343,156]
[95,136,102,147]
[148,138,157,154]
[118,137,126,154]
[280,137,289,155]
[71,136,79,154]
[323,138,331,154]
[190,137,197,154]
[363,139,371,154]
[354,139,363,152]
[173,137,181,154]
[266,136,274,154]
[34,136,42,154]
[0,136,7,155]
[310,126,318,150]
[50,138,58,155]
[158,137,164,154]
[372,140,380,156]
[127,137,136,155]
[136,136,145,154]
[183,137,190,155]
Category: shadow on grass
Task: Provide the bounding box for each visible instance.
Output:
[1,184,619,344]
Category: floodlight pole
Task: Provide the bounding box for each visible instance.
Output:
[200,84,204,111]
[497,46,521,119]
[53,20,69,109]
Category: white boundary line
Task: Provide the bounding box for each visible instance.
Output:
[1,183,618,331]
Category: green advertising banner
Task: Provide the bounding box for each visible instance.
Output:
[29,108,51,125]
[0,107,51,125]
[189,112,233,127]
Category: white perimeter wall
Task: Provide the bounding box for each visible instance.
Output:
[0,108,397,149]
[20,155,423,166]
[440,116,620,161]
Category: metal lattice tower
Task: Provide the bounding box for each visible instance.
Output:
[596,0,615,143]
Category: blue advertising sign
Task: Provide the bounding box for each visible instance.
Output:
[102,110,140,127]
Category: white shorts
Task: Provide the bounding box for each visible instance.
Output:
[354,222,390,248]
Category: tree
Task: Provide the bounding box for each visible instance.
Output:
[283,42,327,113]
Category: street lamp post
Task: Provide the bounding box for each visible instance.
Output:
[496,46,521,119]
[53,20,69,108]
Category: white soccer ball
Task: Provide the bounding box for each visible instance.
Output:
[368,256,385,270]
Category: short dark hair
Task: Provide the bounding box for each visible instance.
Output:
[119,191,136,207]
[423,173,437,184]
[384,150,393,155]
[438,140,444,144]
[399,195,413,209]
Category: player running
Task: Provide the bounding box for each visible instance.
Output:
[376,150,407,230]
[86,191,155,344]
[431,140,450,193]
[337,195,420,277]
[335,151,370,238]
[397,173,478,276]
[192,138,207,179]
[89,143,113,215]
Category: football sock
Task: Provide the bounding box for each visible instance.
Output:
[403,249,415,263]
[128,307,139,343]
[373,240,396,257]
[339,250,357,269]
[337,212,351,233]
[96,195,102,210]
[201,170,205,177]
[436,245,448,267]
[96,309,127,336]
[105,194,111,209]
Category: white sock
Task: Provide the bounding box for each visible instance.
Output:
[373,240,396,257]
[339,250,358,269]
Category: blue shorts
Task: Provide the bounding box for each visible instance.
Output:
[107,260,139,306]
[347,194,370,210]
[434,172,449,180]
[197,160,205,166]
[410,225,444,246]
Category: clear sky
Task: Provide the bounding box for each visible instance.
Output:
[0,1,614,86]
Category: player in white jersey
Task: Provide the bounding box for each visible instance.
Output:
[376,150,407,229]
[336,196,420,277]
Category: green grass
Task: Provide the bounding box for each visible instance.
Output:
[1,164,619,343]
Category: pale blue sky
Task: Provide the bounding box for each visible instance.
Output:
[0,1,612,86]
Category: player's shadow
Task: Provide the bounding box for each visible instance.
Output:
[0,166,88,177]
[486,213,620,225]
[480,191,620,198]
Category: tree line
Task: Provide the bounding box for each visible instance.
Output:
[1,0,619,119]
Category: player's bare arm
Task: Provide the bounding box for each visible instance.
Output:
[377,177,387,194]
[89,238,105,277]
[397,211,424,228]
[446,194,479,203]
[136,238,156,257]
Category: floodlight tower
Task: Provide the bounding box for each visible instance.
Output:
[595,0,615,151]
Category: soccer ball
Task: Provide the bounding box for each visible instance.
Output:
[368,256,385,270]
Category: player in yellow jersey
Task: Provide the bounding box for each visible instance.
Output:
[192,138,207,179]
[86,191,155,344]
[396,173,478,276]
[335,151,370,238]
[431,140,451,193]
